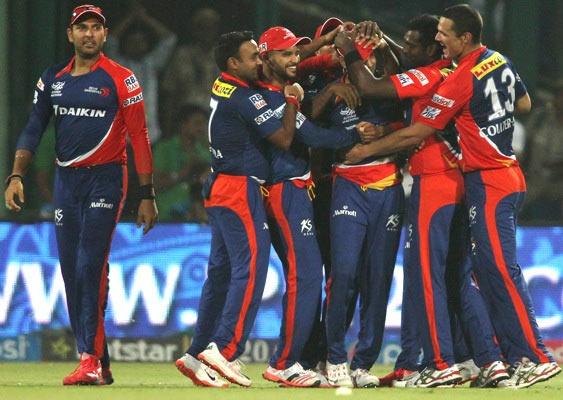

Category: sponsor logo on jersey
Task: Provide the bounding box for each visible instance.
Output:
[53,105,106,117]
[396,73,414,87]
[90,198,114,209]
[84,86,110,97]
[479,116,515,137]
[333,205,357,218]
[54,209,63,226]
[36,78,44,91]
[124,74,140,92]
[263,222,269,230]
[33,91,39,104]
[209,146,223,159]
[409,69,429,86]
[386,214,401,231]
[300,219,314,236]
[51,81,65,97]
[123,93,144,107]
[254,109,274,125]
[431,94,455,108]
[471,52,506,80]
[249,94,267,109]
[212,79,237,98]
[468,205,477,225]
[271,104,306,128]
[421,106,441,120]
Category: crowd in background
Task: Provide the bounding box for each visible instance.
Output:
[15,3,563,224]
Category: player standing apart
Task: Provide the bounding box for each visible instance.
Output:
[4,4,158,385]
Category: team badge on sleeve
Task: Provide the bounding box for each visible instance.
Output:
[409,69,429,86]
[249,94,267,109]
[36,77,45,91]
[123,92,144,107]
[421,106,441,120]
[431,94,455,108]
[124,74,140,92]
[397,73,414,87]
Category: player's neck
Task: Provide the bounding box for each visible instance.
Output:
[456,43,482,62]
[72,53,101,76]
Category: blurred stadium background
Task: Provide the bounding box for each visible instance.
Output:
[0,0,562,369]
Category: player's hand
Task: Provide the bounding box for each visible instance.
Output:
[137,199,158,234]
[284,83,304,102]
[356,121,384,143]
[354,21,383,48]
[344,143,370,164]
[322,24,344,45]
[4,178,25,212]
[329,82,361,110]
[334,30,356,53]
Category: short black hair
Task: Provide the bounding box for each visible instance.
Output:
[407,14,439,48]
[442,3,483,44]
[214,30,254,72]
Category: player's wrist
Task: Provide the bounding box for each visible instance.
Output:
[344,49,362,66]
[138,183,156,200]
[285,95,301,111]
[5,174,23,187]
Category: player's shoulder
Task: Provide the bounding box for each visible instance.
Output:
[99,55,135,78]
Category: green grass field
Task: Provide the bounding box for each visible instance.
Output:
[0,363,561,400]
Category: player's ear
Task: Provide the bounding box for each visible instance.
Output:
[66,27,74,43]
[227,56,238,71]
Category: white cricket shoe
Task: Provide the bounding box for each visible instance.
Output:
[351,368,379,388]
[175,353,229,388]
[326,361,353,387]
[198,342,251,387]
[469,360,509,388]
[408,365,462,388]
[263,362,321,387]
[500,358,561,389]
[455,359,480,385]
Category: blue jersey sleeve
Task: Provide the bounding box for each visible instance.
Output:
[234,91,282,139]
[16,69,53,153]
[295,114,359,149]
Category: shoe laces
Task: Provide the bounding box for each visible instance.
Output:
[229,359,248,376]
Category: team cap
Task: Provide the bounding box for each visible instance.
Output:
[258,26,311,56]
[314,17,344,39]
[70,4,106,26]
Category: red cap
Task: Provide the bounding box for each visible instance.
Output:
[314,17,344,39]
[258,26,312,56]
[70,4,106,26]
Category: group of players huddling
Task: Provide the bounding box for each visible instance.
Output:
[5,2,560,390]
[174,3,561,390]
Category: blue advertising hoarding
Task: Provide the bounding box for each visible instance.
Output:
[0,222,562,361]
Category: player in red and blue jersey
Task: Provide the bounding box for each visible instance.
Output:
[318,36,405,388]
[341,4,561,388]
[174,31,304,388]
[4,5,158,385]
[256,26,363,388]
[340,14,510,388]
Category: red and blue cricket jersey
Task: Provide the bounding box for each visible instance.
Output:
[255,80,357,370]
[415,47,525,172]
[14,53,153,366]
[391,59,459,175]
[17,53,152,173]
[414,47,553,365]
[329,77,403,189]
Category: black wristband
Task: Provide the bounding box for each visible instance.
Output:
[138,184,155,200]
[344,50,363,66]
[5,174,23,187]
